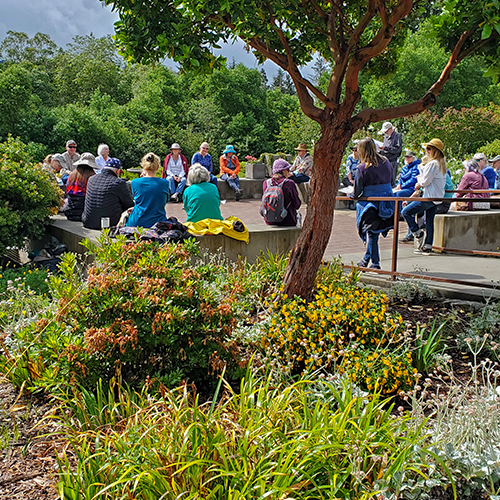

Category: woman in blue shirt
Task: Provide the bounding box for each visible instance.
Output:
[126,153,170,228]
[191,142,218,186]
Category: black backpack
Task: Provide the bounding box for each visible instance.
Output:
[260,179,291,224]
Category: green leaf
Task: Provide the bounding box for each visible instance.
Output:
[481,24,493,39]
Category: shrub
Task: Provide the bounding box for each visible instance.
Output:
[263,266,417,395]
[46,236,250,390]
[478,138,500,158]
[406,106,500,160]
[388,278,434,304]
[0,136,62,253]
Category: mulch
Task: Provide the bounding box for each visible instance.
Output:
[0,379,61,500]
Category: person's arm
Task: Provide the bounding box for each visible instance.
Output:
[284,180,301,210]
[353,168,364,199]
[118,180,135,209]
[297,155,313,176]
[453,173,470,198]
[416,162,438,188]
[219,157,229,175]
[232,156,241,176]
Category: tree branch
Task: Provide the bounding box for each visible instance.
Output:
[351,29,483,129]
[305,0,329,21]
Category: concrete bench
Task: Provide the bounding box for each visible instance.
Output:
[44,215,301,263]
[217,178,263,200]
[433,209,500,252]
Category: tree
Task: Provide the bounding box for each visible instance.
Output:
[105,0,500,299]
[272,68,296,95]
[0,31,60,64]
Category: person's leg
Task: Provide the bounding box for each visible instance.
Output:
[369,232,380,267]
[402,201,423,234]
[175,177,187,195]
[210,173,218,186]
[423,203,438,248]
[166,176,176,196]
[292,173,310,184]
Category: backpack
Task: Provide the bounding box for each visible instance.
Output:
[260,179,291,223]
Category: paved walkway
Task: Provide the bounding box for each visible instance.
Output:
[167,198,500,300]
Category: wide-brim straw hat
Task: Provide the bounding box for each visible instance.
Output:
[74,152,98,170]
[170,143,181,150]
[294,143,308,151]
[422,138,444,154]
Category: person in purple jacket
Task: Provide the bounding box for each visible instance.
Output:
[191,142,218,186]
[262,159,301,226]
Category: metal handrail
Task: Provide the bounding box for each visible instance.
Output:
[335,191,500,288]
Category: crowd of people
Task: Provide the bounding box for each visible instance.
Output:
[42,129,499,268]
[344,122,500,268]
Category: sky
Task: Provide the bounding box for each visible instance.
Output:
[0,0,292,79]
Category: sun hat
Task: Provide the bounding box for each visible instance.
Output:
[223,145,237,154]
[489,155,500,162]
[294,143,308,151]
[66,140,77,147]
[473,153,487,162]
[52,153,68,168]
[272,158,291,174]
[379,122,393,134]
[404,149,417,158]
[105,157,123,170]
[74,152,98,170]
[421,138,444,154]
[170,143,181,150]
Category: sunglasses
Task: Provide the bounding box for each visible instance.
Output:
[68,145,77,148]
[425,146,432,151]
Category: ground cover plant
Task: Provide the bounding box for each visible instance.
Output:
[263,263,417,395]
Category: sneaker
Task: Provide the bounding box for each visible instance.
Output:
[400,234,414,243]
[171,193,179,203]
[370,264,381,270]
[421,244,433,254]
[235,189,242,201]
[357,260,369,268]
[412,229,425,249]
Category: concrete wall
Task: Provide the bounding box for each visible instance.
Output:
[434,210,500,251]
[46,216,301,263]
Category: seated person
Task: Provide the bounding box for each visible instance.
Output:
[290,143,313,183]
[65,153,97,221]
[342,143,360,188]
[82,157,134,229]
[261,159,301,227]
[162,143,188,202]
[394,150,421,197]
[127,153,170,228]
[219,145,243,201]
[95,143,110,173]
[453,159,490,210]
[183,163,223,223]
[191,142,218,186]
[473,153,496,189]
[51,153,71,185]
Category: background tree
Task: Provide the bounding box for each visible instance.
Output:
[105,0,500,299]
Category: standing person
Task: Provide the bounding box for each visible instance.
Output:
[402,138,446,254]
[95,144,110,173]
[62,140,80,172]
[474,153,496,189]
[453,159,490,211]
[82,158,134,229]
[162,143,188,202]
[290,143,313,184]
[127,153,170,228]
[261,159,301,227]
[219,145,243,201]
[379,122,402,186]
[352,138,394,270]
[65,153,97,221]
[183,163,223,223]
[191,142,217,186]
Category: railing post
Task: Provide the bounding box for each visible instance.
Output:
[391,198,400,281]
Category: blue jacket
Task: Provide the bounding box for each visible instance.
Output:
[399,159,420,191]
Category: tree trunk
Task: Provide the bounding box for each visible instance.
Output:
[283,120,353,299]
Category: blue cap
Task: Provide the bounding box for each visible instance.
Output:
[105,157,122,170]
